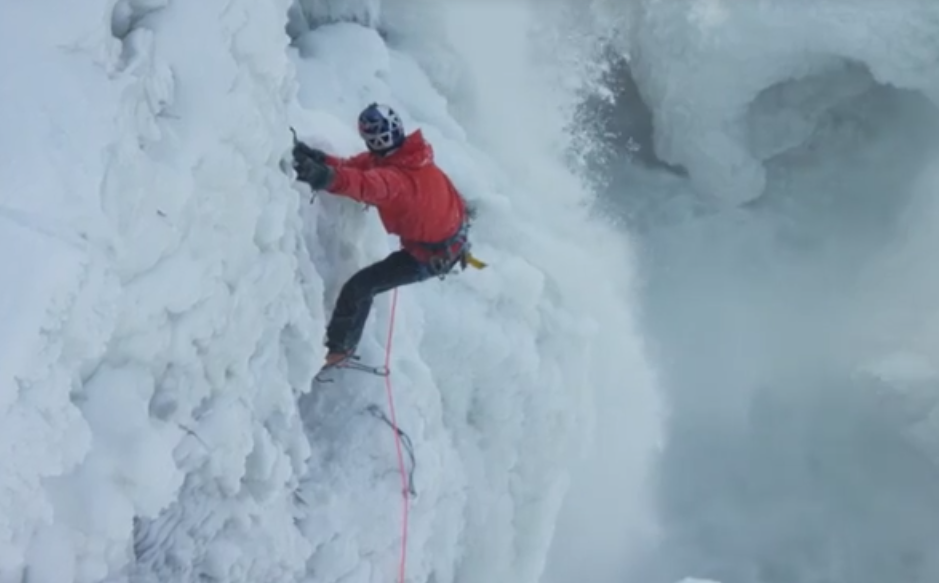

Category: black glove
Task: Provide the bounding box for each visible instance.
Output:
[294,157,335,190]
[293,141,327,165]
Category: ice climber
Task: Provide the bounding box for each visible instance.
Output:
[292,103,486,372]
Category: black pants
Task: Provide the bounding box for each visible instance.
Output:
[325,250,433,354]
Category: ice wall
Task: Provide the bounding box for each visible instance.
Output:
[0,1,663,583]
[1,0,320,580]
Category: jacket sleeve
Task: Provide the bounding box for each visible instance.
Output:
[328,166,411,206]
[324,152,372,170]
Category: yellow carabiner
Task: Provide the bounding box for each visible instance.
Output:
[465,253,488,270]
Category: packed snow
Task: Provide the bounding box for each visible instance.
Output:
[0,1,661,583]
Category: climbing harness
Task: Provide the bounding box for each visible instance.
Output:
[415,220,488,280]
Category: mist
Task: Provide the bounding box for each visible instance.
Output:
[585,31,939,583]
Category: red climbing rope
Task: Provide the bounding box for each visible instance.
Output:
[382,288,409,583]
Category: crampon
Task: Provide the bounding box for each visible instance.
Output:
[314,354,390,383]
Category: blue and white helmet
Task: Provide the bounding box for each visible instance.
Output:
[358,103,406,154]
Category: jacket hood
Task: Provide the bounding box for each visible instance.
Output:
[378,130,433,168]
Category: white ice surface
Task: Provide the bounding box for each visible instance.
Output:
[0,1,660,582]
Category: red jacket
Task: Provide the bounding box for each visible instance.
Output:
[323,130,467,263]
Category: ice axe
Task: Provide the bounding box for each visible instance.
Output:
[286,127,317,202]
